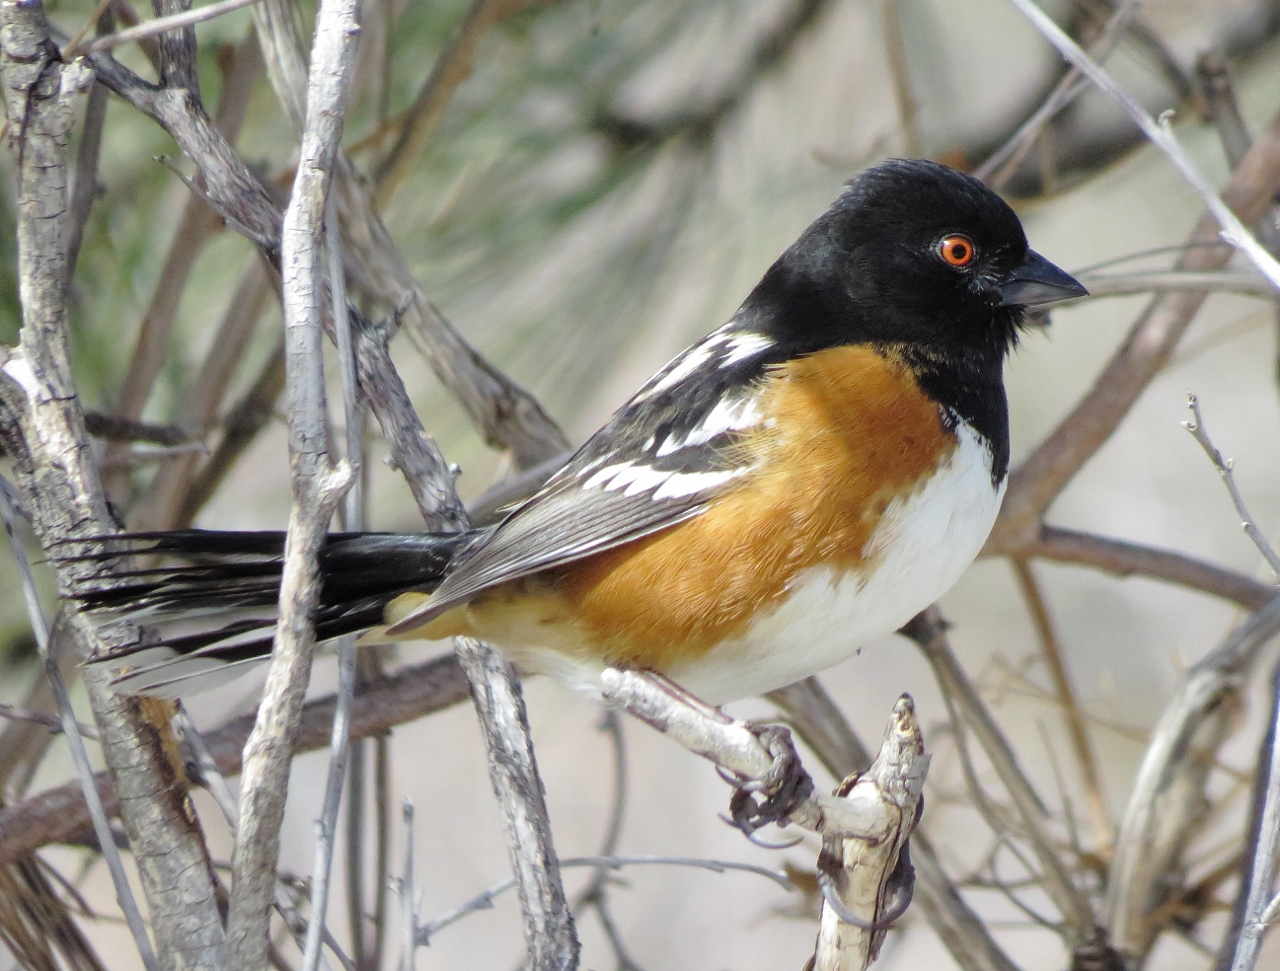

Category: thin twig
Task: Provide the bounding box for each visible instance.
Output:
[372,0,524,203]
[1183,394,1280,579]
[1011,560,1111,849]
[0,700,98,740]
[1023,525,1275,611]
[416,855,795,947]
[453,636,581,968]
[397,800,416,971]
[65,32,109,283]
[69,0,264,56]
[574,710,642,971]
[975,0,1139,186]
[1076,270,1274,299]
[878,0,920,157]
[0,652,473,864]
[902,608,1100,953]
[301,198,364,971]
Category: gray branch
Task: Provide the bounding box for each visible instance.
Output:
[221,1,359,965]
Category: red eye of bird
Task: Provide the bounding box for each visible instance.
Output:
[937,234,976,267]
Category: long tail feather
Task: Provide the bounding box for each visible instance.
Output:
[60,529,480,696]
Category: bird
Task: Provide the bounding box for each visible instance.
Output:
[69,158,1085,705]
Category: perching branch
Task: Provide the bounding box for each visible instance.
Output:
[810,695,927,971]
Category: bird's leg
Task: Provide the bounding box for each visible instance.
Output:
[621,670,816,836]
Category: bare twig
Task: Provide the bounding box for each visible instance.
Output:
[70,0,264,56]
[1195,48,1280,398]
[601,669,909,843]
[222,1,360,964]
[573,709,642,970]
[771,678,1024,971]
[1076,270,1274,299]
[1023,525,1275,611]
[1011,560,1111,849]
[416,855,795,947]
[0,700,97,740]
[373,0,525,202]
[65,49,108,282]
[975,0,1138,187]
[0,652,472,864]
[397,800,416,971]
[300,200,363,971]
[878,0,920,157]
[179,338,286,526]
[1197,50,1256,175]
[1183,394,1280,579]
[902,608,1100,953]
[454,637,580,969]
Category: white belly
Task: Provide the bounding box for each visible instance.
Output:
[665,422,1003,703]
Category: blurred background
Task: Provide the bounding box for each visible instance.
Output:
[6,0,1280,968]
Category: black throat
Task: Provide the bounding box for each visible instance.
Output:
[892,345,1011,485]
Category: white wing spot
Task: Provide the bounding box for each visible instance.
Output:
[655,394,763,456]
[607,464,672,497]
[633,341,719,400]
[719,332,771,366]
[651,467,746,500]
[581,463,630,491]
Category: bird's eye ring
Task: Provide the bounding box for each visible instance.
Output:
[937,234,976,268]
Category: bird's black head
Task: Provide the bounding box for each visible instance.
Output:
[742,158,1085,363]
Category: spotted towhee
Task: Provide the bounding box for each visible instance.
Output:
[72,159,1085,700]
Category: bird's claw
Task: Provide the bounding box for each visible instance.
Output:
[722,724,814,837]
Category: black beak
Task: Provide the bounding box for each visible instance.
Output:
[998,250,1087,307]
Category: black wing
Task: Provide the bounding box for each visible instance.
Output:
[387,322,786,632]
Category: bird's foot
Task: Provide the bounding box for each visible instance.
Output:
[721,723,815,839]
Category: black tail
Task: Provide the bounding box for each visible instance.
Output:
[62,529,480,696]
